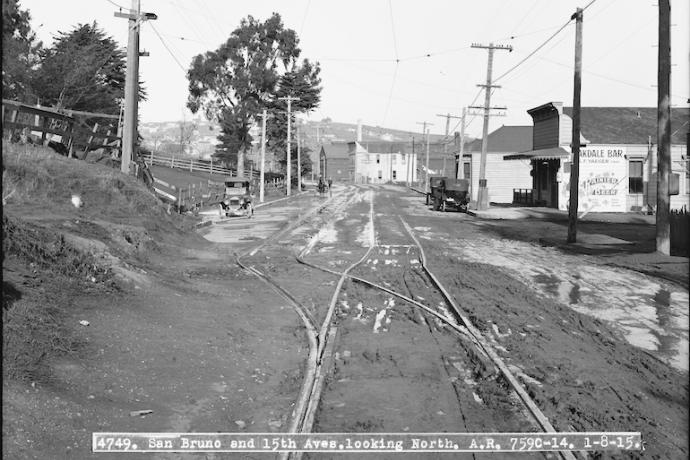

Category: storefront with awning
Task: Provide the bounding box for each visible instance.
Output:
[506,101,689,212]
[505,147,572,208]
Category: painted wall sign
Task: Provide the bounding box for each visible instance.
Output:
[560,146,628,212]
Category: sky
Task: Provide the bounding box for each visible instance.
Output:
[20,0,690,139]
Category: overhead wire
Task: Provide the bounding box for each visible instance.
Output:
[382,0,400,126]
[299,0,312,36]
[148,22,188,74]
[104,0,128,10]
[493,0,599,83]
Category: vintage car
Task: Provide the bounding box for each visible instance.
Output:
[220,177,253,217]
[435,178,470,212]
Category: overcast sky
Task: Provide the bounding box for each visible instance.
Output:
[21,0,690,138]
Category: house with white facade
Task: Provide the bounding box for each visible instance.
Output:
[506,102,689,212]
[350,141,418,184]
[461,125,533,203]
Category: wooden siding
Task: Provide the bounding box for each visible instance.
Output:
[532,116,559,150]
[470,153,532,203]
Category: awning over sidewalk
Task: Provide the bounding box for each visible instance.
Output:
[504,147,571,160]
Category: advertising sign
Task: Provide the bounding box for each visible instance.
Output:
[560,146,628,212]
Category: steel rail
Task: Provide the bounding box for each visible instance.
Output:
[234,187,353,443]
[290,188,579,460]
[287,188,377,460]
[399,217,579,460]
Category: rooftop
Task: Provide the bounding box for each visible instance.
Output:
[562,106,688,145]
[466,125,533,153]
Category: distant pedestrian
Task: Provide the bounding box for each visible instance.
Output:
[327,177,333,196]
[318,177,326,196]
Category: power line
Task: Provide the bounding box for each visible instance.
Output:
[148,23,187,73]
[299,0,311,36]
[494,20,573,83]
[388,0,399,60]
[104,0,128,10]
[493,0,599,83]
[381,63,399,126]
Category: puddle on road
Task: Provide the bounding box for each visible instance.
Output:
[442,235,689,372]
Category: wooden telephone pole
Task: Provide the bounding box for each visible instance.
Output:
[278,96,300,196]
[416,121,433,191]
[296,122,302,192]
[471,42,512,210]
[115,0,156,175]
[455,107,467,179]
[436,112,463,177]
[656,0,671,255]
[567,8,584,243]
[258,109,272,203]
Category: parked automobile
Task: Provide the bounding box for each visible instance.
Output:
[434,178,470,212]
[426,176,447,205]
[220,177,253,218]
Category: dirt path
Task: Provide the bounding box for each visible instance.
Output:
[3,182,687,460]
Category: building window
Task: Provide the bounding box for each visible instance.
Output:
[463,163,470,179]
[392,170,397,180]
[629,160,643,194]
[378,170,382,179]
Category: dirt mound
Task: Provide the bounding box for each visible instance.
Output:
[2,142,209,383]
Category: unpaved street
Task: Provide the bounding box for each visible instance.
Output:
[209,185,688,459]
[4,184,687,460]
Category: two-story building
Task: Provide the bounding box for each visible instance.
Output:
[349,141,418,184]
[506,102,689,212]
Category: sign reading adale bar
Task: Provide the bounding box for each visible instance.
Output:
[562,146,628,213]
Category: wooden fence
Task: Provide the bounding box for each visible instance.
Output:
[2,99,121,159]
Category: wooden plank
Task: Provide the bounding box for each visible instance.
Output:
[2,99,118,120]
[3,121,70,137]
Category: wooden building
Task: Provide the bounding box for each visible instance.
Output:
[506,102,689,212]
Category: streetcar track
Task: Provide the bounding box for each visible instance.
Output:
[291,187,580,460]
[233,186,580,460]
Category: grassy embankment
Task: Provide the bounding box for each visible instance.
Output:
[2,141,197,382]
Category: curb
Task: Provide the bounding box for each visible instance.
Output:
[255,190,311,209]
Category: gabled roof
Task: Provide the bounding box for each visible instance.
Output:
[562,107,689,145]
[319,142,351,159]
[466,125,533,153]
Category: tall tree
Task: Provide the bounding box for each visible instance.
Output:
[187,12,321,177]
[266,61,321,171]
[32,22,131,115]
[2,0,41,101]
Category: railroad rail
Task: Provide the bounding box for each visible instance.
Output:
[234,185,581,460]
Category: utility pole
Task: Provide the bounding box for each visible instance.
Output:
[416,121,433,190]
[471,42,512,210]
[656,0,671,255]
[456,107,467,179]
[437,112,463,177]
[296,122,302,192]
[258,109,271,203]
[279,96,300,196]
[115,0,156,175]
[567,8,584,243]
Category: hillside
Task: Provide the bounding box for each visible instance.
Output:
[139,117,458,161]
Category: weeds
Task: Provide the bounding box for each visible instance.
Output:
[3,216,111,282]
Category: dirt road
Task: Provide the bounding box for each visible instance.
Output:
[3,181,687,459]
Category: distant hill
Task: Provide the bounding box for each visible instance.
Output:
[139,117,469,162]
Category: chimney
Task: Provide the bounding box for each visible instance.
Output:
[356,119,362,142]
